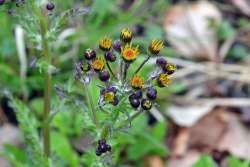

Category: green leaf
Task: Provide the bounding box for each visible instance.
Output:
[217,21,236,40]
[193,155,217,167]
[51,132,80,167]
[2,144,28,167]
[227,44,249,61]
[9,98,46,167]
[227,156,250,167]
[151,121,167,141]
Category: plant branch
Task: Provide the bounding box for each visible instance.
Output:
[116,109,143,129]
[133,56,150,76]
[105,61,117,80]
[31,1,52,159]
[84,83,98,127]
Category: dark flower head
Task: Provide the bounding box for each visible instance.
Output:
[149,39,164,55]
[156,57,167,67]
[146,87,157,100]
[46,2,55,11]
[99,70,110,82]
[113,40,122,52]
[84,48,96,60]
[112,96,119,106]
[96,139,111,156]
[99,37,112,51]
[129,90,142,100]
[105,50,116,62]
[129,98,140,108]
[107,85,117,93]
[96,148,102,156]
[120,28,133,43]
[141,99,152,110]
[0,0,5,5]
[98,139,106,145]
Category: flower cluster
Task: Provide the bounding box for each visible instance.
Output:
[74,27,176,156]
[96,139,111,156]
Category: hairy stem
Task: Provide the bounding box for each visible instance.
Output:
[32,1,52,158]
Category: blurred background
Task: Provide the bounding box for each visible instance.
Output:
[0,0,250,166]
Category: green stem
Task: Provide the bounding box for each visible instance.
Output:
[116,110,143,129]
[32,1,52,158]
[84,84,98,127]
[119,60,124,81]
[123,63,129,83]
[133,56,150,76]
[105,61,117,80]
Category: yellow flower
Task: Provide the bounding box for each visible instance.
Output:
[130,75,144,89]
[121,44,140,62]
[99,37,112,51]
[165,63,176,75]
[149,39,164,55]
[157,73,171,87]
[92,58,105,71]
[120,28,133,43]
[104,92,115,103]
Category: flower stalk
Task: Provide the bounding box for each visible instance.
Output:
[133,55,150,76]
[31,1,52,158]
[84,83,98,127]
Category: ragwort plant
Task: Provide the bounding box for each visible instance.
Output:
[74,27,176,160]
[1,0,176,166]
[0,0,89,166]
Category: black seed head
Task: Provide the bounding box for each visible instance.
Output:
[99,143,107,151]
[46,2,55,11]
[84,48,96,60]
[129,90,143,101]
[129,98,140,108]
[99,70,110,82]
[134,90,143,99]
[146,87,157,100]
[113,40,122,52]
[141,99,152,110]
[156,58,167,67]
[105,50,116,62]
[98,139,106,145]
